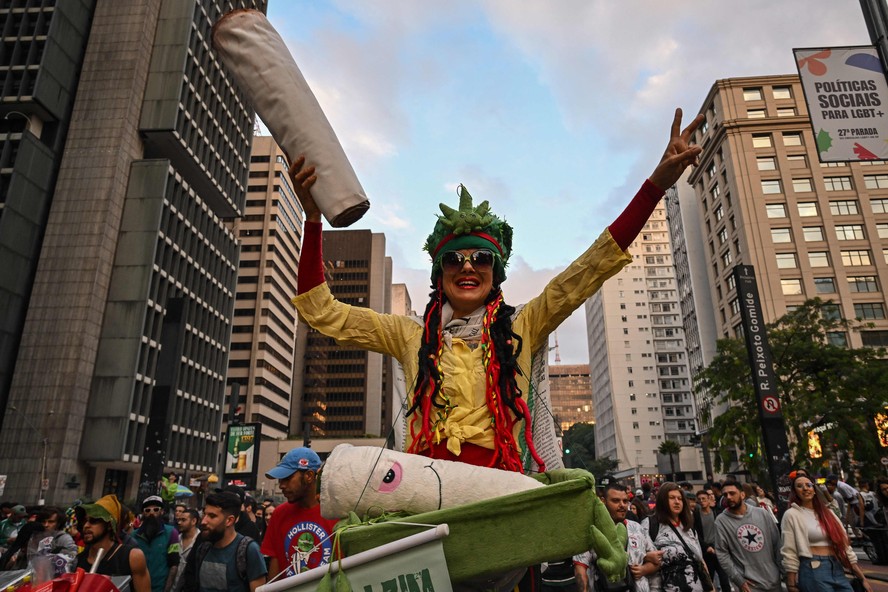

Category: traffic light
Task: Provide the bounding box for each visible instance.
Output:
[565,448,571,454]
[748,452,754,459]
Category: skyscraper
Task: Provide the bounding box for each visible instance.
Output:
[585,202,704,485]
[292,230,393,440]
[227,135,303,441]
[0,0,265,503]
[548,364,594,433]
[673,75,888,473]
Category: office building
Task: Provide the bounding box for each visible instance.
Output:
[548,364,594,432]
[688,74,888,346]
[585,202,703,485]
[0,0,265,503]
[292,230,393,440]
[227,135,303,441]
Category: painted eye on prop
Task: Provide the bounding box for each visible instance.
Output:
[377,461,403,493]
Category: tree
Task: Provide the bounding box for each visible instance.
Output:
[561,422,620,477]
[658,440,682,482]
[696,299,888,479]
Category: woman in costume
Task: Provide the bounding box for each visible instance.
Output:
[291,108,701,473]
[782,474,872,592]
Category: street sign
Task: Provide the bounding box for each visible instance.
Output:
[762,396,781,414]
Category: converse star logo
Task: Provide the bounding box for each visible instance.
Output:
[737,523,764,552]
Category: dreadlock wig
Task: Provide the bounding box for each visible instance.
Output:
[406,185,544,472]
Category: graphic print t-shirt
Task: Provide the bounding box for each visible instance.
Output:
[259,503,339,576]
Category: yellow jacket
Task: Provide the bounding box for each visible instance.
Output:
[293,229,631,458]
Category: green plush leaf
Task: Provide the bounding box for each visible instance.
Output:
[334,571,353,592]
[317,572,333,592]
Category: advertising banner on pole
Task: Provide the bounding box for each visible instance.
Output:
[223,423,261,489]
[794,46,888,162]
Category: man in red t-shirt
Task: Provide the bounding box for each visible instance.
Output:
[260,448,339,578]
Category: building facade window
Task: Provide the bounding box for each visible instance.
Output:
[824,176,854,191]
[830,200,860,215]
[803,226,825,241]
[854,302,886,320]
[743,87,763,101]
[752,134,772,148]
[848,275,879,292]
[865,174,888,190]
[808,251,830,267]
[773,86,793,99]
[841,250,872,265]
[783,132,803,146]
[835,224,866,240]
[765,203,787,218]
[798,202,819,217]
[757,157,777,171]
[776,253,797,268]
[792,178,814,192]
[813,277,836,294]
[771,228,792,243]
[762,179,782,194]
[781,279,803,295]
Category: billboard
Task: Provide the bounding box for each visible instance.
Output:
[223,423,261,489]
[876,412,888,447]
[794,46,888,162]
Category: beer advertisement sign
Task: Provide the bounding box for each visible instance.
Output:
[223,423,261,489]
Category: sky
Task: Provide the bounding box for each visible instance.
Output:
[264,1,868,364]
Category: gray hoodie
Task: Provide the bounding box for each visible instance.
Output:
[714,504,782,592]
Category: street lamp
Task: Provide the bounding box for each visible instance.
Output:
[8,405,52,505]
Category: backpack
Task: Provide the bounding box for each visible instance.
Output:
[647,514,660,541]
[183,535,254,591]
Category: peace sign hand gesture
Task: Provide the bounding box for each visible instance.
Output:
[649,108,704,191]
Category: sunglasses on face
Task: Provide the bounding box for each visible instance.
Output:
[441,249,495,272]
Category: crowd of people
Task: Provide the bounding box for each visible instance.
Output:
[0,463,290,592]
[545,471,888,592]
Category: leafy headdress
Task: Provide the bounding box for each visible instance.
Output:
[424,185,513,284]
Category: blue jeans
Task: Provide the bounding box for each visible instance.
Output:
[798,556,853,592]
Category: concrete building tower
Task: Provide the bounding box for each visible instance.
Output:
[688,74,888,345]
[585,202,703,486]
[292,230,393,440]
[548,364,595,433]
[675,75,888,472]
[227,136,303,441]
[0,0,265,504]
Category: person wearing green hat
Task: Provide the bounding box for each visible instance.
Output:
[291,108,701,473]
[75,494,151,592]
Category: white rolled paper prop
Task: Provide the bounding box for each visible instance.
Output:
[212,9,369,227]
[319,444,545,520]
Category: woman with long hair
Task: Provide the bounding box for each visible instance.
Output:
[290,109,701,473]
[653,482,711,592]
[782,474,872,592]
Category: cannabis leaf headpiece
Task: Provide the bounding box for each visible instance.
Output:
[424,184,513,284]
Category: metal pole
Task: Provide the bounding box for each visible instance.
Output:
[860,0,888,75]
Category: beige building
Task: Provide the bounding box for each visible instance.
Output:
[586,202,703,485]
[226,136,303,441]
[686,74,888,348]
[666,74,888,475]
[548,364,594,432]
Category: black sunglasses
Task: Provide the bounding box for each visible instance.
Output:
[441,249,495,272]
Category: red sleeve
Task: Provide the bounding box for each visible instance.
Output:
[607,179,666,251]
[298,220,326,294]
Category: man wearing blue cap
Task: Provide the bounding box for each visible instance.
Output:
[260,447,339,578]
